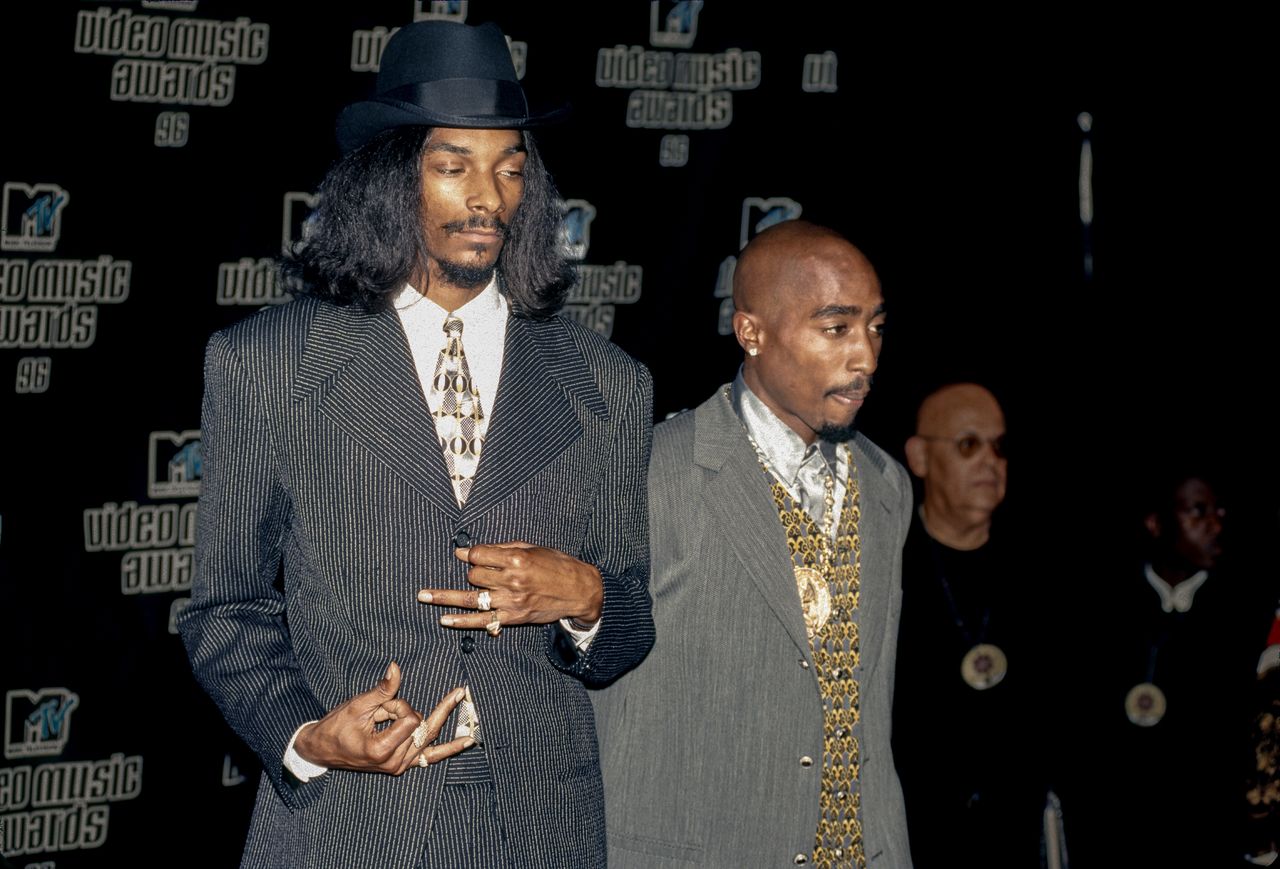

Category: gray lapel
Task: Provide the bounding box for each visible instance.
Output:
[458,316,603,521]
[695,390,814,661]
[292,303,460,517]
[848,433,899,678]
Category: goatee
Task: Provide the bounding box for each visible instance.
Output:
[816,423,858,443]
[436,258,495,290]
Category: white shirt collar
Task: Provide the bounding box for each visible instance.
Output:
[392,277,506,331]
[1144,563,1210,614]
[392,277,508,418]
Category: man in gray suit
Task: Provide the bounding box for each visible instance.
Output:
[592,220,913,868]
[178,21,653,868]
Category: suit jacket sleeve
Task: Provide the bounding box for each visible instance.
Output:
[549,361,655,686]
[177,329,329,809]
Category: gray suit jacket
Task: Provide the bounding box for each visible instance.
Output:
[178,297,654,868]
[591,387,913,868]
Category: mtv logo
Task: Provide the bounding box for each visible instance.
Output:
[414,0,468,21]
[739,197,803,250]
[560,199,597,262]
[149,430,202,499]
[713,255,736,299]
[650,0,703,48]
[505,37,527,80]
[717,297,736,336]
[2,182,70,253]
[168,597,191,635]
[222,752,247,787]
[282,191,320,254]
[5,688,79,759]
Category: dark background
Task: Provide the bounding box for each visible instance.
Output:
[1,2,1272,864]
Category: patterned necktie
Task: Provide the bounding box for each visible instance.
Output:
[797,448,832,525]
[430,316,485,506]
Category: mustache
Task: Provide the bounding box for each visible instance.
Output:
[442,215,508,236]
[826,376,873,399]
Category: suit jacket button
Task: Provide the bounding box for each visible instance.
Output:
[794,855,808,864]
[454,529,471,548]
[799,659,810,669]
[800,756,813,767]
[460,636,475,654]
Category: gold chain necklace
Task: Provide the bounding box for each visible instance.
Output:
[728,388,845,638]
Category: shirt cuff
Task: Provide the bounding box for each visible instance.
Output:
[559,617,601,652]
[283,721,328,783]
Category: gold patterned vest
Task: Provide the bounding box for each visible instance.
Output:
[766,460,865,869]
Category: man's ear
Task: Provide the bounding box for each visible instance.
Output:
[733,310,761,357]
[1144,512,1162,540]
[905,436,928,479]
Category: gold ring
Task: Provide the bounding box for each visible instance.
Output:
[411,719,430,749]
[485,613,502,637]
[476,591,492,612]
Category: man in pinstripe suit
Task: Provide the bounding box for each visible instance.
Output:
[178,21,654,868]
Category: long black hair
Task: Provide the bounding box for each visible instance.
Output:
[281,126,575,317]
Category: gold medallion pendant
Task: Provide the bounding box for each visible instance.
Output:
[794,565,832,638]
[960,642,1008,690]
[1124,681,1167,727]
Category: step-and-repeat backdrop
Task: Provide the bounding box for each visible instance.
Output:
[1,2,1267,864]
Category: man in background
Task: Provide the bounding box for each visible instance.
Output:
[894,383,1048,868]
[1064,467,1270,866]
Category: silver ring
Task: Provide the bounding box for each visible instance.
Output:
[485,613,502,637]
[417,753,430,768]
[476,591,492,612]
[411,719,430,750]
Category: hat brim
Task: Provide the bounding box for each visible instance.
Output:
[336,97,571,155]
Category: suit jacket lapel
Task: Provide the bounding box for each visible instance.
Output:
[849,433,898,679]
[459,316,591,520]
[293,302,460,517]
[695,390,814,661]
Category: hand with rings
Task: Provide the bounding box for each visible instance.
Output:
[408,686,477,770]
[291,663,474,775]
[416,541,604,635]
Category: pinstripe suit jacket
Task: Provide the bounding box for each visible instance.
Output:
[590,388,913,868]
[178,295,654,868]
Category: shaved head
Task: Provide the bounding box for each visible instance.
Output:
[730,220,884,444]
[732,220,876,319]
[905,382,1008,549]
[916,384,1004,435]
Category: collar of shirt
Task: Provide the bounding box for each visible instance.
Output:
[1143,563,1210,614]
[393,278,508,416]
[729,369,845,507]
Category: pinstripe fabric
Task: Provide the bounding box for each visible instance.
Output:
[418,784,511,867]
[590,388,913,868]
[178,296,654,868]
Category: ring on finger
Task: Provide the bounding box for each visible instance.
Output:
[411,719,430,750]
[486,612,502,637]
[476,591,492,612]
[418,753,430,768]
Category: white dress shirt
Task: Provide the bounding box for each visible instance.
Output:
[394,279,507,431]
[1143,563,1209,614]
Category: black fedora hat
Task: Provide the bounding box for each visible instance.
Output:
[336,21,569,155]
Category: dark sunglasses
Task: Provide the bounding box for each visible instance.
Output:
[918,434,1007,459]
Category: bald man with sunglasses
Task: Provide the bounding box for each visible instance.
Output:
[892,383,1049,868]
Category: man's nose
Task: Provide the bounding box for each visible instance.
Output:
[466,173,502,214]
